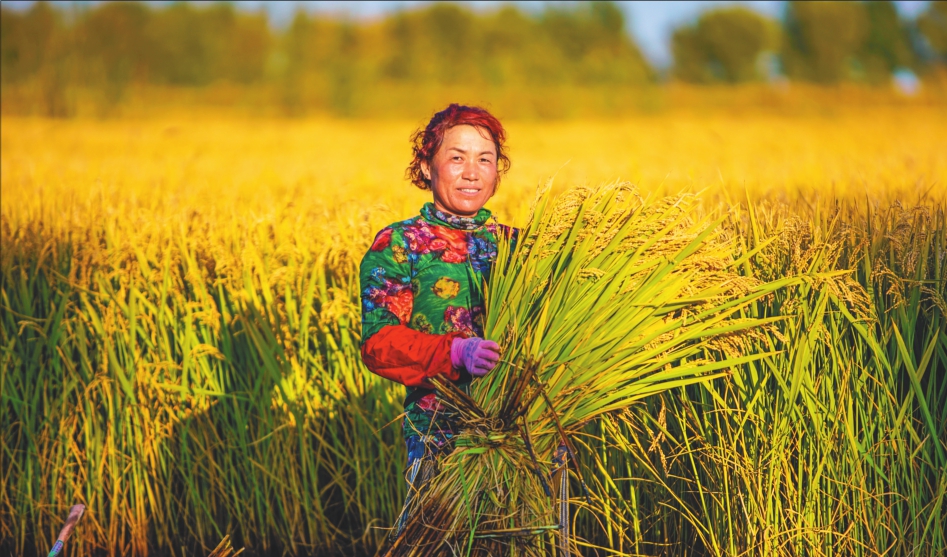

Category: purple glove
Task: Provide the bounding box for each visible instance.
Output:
[451,337,501,377]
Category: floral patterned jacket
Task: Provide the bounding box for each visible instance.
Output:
[359,202,513,440]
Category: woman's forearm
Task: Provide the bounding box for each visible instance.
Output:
[361,325,464,388]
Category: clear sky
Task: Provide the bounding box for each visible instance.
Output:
[2,1,934,68]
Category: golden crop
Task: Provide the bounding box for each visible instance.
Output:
[2,107,945,557]
[3,107,944,234]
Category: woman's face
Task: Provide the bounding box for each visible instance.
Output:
[422,125,498,217]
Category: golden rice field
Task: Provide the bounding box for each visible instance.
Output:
[1,107,946,556]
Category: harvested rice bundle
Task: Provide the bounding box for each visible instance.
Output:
[387,182,792,556]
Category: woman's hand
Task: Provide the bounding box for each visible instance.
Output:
[450,337,501,377]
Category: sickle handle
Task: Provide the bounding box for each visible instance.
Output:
[48,504,85,557]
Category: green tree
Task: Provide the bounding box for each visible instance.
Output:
[423,3,477,85]
[1,0,657,117]
[917,1,947,63]
[372,1,650,87]
[0,1,57,84]
[478,5,536,86]
[672,26,711,83]
[782,1,869,83]
[538,1,651,85]
[145,3,223,85]
[279,10,316,115]
[76,2,151,109]
[223,10,270,84]
[376,3,484,85]
[1,1,79,116]
[672,6,777,83]
[144,3,268,86]
[329,22,359,116]
[379,11,418,81]
[859,1,915,83]
[281,11,362,116]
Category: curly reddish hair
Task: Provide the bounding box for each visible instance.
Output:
[406,104,511,191]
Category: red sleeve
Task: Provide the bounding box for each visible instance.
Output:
[361,325,465,388]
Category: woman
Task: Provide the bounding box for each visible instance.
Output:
[358,104,514,537]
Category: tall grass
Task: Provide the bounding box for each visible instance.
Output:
[1,200,414,555]
[569,201,946,556]
[1,115,944,556]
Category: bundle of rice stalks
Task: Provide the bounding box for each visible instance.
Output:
[390,181,798,556]
[206,536,244,557]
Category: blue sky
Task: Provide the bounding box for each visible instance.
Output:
[3,1,934,68]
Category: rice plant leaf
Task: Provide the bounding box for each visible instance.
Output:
[893,326,946,467]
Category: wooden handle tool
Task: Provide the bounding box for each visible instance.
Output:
[47,504,85,557]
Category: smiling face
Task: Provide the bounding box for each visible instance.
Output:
[421,125,498,218]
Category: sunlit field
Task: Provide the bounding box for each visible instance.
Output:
[2,108,945,556]
[3,108,945,225]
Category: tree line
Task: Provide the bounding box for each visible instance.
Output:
[1,1,945,116]
[673,2,945,84]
